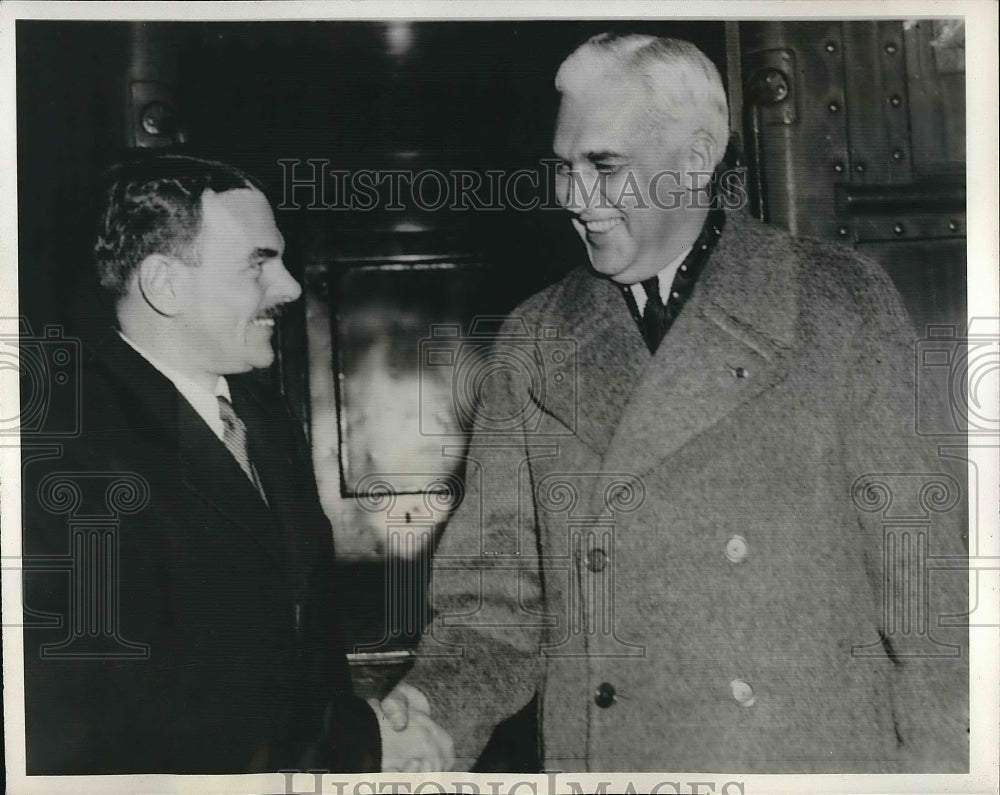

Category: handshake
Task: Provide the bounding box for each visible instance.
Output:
[369,682,456,772]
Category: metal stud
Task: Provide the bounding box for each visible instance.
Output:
[885,42,898,55]
[893,222,905,236]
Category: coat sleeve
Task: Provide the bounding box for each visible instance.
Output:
[837,249,969,772]
[402,316,548,769]
[265,381,384,773]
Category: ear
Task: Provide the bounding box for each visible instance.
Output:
[683,130,719,176]
[136,254,183,317]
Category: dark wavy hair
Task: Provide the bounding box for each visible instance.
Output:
[93,154,264,298]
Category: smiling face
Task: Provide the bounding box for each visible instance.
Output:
[552,79,703,285]
[174,188,301,379]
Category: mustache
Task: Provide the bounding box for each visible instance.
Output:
[255,305,285,321]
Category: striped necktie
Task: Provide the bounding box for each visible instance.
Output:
[216,395,267,502]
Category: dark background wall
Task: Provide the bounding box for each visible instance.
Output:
[17,19,966,344]
[16,20,728,339]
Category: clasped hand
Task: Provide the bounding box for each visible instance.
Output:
[370,682,455,772]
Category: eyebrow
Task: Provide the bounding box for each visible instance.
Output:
[551,150,627,163]
[251,247,282,260]
[585,151,627,162]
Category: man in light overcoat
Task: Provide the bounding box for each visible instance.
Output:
[385,33,968,773]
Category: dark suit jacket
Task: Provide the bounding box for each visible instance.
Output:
[21,329,380,774]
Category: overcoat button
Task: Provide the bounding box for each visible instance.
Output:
[730,679,756,707]
[586,548,608,572]
[595,682,616,708]
[725,535,749,563]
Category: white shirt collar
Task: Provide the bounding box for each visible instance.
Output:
[117,331,230,441]
[628,244,693,316]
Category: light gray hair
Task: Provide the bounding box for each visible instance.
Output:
[555,33,730,167]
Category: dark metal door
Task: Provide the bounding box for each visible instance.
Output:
[735,20,966,333]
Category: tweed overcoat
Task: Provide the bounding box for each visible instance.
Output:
[21,329,380,774]
[407,210,968,773]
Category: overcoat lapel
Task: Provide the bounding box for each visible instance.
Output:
[576,211,801,482]
[528,269,649,456]
[599,296,790,481]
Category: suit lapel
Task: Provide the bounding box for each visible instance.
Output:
[230,380,315,589]
[176,399,287,568]
[90,330,287,569]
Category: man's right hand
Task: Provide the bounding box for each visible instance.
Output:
[370,682,455,772]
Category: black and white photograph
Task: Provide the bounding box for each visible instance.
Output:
[1,2,997,794]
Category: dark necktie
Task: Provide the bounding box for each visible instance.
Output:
[217,395,267,502]
[639,277,668,354]
[621,205,726,354]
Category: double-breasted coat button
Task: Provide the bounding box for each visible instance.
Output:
[725,535,749,563]
[586,548,608,572]
[595,682,616,708]
[730,679,756,707]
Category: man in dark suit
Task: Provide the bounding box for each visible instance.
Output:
[385,34,968,772]
[21,155,453,774]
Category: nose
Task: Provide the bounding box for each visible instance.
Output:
[266,260,302,305]
[556,165,600,214]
